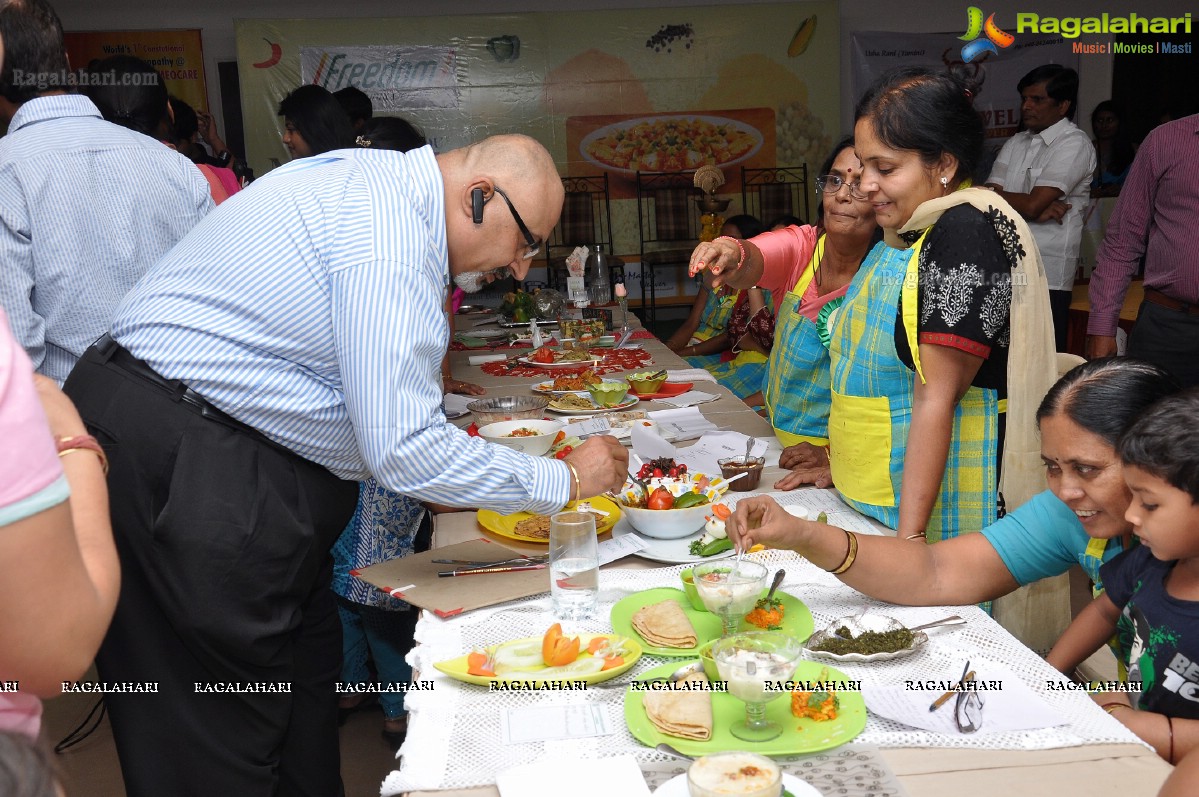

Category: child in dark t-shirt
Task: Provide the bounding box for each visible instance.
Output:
[1047,389,1199,763]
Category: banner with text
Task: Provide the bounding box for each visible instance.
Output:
[64,29,209,113]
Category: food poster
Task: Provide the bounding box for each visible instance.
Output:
[235,2,837,300]
[64,30,209,114]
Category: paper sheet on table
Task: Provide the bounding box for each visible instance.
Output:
[646,407,718,441]
[672,432,770,479]
[497,754,649,797]
[630,418,677,461]
[664,367,718,384]
[443,393,474,419]
[597,533,648,565]
[656,390,720,408]
[499,704,616,745]
[468,353,507,365]
[862,659,1067,736]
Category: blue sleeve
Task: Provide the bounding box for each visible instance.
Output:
[1098,545,1150,610]
[980,491,1086,585]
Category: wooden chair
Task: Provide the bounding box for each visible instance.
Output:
[741,165,811,227]
[635,170,701,333]
[543,174,622,294]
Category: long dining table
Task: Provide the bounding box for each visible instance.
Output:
[382,310,1171,797]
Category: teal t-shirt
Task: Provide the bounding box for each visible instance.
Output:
[981,490,1128,591]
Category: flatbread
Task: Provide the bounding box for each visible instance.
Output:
[632,600,698,648]
[643,672,713,741]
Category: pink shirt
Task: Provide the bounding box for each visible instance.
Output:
[1087,114,1199,336]
[749,224,821,315]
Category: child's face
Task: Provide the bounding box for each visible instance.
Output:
[1123,465,1199,561]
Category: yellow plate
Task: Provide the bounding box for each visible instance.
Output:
[434,633,642,686]
[477,496,622,544]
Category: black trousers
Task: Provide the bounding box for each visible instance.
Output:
[1128,299,1199,388]
[1049,288,1072,353]
[64,346,359,797]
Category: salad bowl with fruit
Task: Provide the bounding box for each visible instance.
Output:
[613,458,730,539]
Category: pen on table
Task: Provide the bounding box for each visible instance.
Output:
[437,563,548,578]
[930,667,976,712]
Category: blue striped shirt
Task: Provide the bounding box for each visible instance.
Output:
[114,146,570,514]
[0,95,213,382]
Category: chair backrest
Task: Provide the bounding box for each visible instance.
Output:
[546,174,613,258]
[741,165,811,227]
[635,171,701,253]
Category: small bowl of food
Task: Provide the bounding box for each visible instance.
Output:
[718,456,765,492]
[803,613,929,663]
[587,380,629,408]
[476,418,565,456]
[687,751,782,797]
[467,395,550,426]
[626,370,668,395]
[620,502,710,539]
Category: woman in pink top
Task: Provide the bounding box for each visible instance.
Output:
[0,308,119,739]
[688,138,881,487]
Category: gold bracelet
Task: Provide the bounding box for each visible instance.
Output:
[828,530,859,575]
[904,532,927,541]
[1101,702,1126,715]
[56,434,109,475]
[564,461,582,503]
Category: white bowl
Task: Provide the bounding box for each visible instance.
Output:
[619,503,710,539]
[477,418,564,456]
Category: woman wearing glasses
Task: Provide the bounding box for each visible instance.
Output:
[697,66,1056,545]
[688,137,885,459]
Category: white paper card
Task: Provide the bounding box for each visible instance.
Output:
[861,659,1068,736]
[665,367,719,384]
[497,754,650,797]
[500,704,614,745]
[646,407,719,441]
[631,420,677,461]
[467,353,507,366]
[657,390,719,408]
[597,533,648,565]
[443,393,473,419]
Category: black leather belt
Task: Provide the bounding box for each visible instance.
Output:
[1144,287,1199,317]
[93,335,263,438]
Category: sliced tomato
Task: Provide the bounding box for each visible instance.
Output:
[647,487,675,510]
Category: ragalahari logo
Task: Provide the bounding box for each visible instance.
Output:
[959,7,1016,62]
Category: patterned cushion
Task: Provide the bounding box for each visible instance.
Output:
[653,188,692,241]
[559,191,594,246]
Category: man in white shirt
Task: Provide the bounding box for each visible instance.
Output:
[986,65,1095,351]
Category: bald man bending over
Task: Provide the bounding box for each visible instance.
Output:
[63,134,626,797]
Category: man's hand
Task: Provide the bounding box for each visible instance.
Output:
[1085,334,1118,359]
[1035,199,1071,224]
[725,495,806,552]
[564,436,628,499]
[443,376,485,396]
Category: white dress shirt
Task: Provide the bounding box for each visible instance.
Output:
[987,117,1096,291]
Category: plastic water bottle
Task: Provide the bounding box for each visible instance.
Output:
[586,245,611,306]
[549,510,599,620]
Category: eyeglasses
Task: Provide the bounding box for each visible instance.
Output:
[815,174,868,200]
[952,662,984,734]
[491,186,541,260]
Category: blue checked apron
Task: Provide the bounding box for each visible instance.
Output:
[682,287,740,370]
[828,232,1000,541]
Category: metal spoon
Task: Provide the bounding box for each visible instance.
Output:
[655,742,693,761]
[594,660,703,689]
[910,615,966,632]
[764,569,785,602]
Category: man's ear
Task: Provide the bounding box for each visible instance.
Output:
[466,179,491,225]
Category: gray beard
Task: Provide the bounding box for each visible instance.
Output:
[452,271,488,293]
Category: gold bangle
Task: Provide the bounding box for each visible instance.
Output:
[564,461,582,503]
[828,530,859,575]
[56,434,109,475]
[904,532,927,541]
[1101,702,1126,715]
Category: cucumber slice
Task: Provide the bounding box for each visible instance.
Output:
[494,641,544,672]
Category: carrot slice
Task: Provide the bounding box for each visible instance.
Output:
[712,503,732,520]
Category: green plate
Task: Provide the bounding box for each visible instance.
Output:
[624,660,867,756]
[610,587,814,657]
[433,633,641,686]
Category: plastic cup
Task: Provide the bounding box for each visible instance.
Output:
[679,568,708,612]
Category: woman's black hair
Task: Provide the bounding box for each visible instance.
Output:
[82,56,170,140]
[854,65,984,184]
[169,95,199,142]
[276,84,355,156]
[768,214,805,230]
[355,116,426,153]
[1037,357,1181,445]
[1090,100,1135,177]
[815,135,856,223]
[0,0,69,105]
[1117,389,1199,503]
[722,214,765,240]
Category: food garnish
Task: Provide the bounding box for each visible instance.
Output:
[689,503,733,556]
[745,595,785,630]
[504,427,541,438]
[541,623,581,667]
[810,626,916,656]
[791,688,839,721]
[466,650,496,677]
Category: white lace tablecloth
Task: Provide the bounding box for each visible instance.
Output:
[382,550,1142,795]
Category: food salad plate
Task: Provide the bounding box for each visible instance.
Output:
[434,633,641,687]
[518,354,604,369]
[632,382,694,401]
[580,114,763,177]
[802,613,930,663]
[611,522,731,564]
[548,395,641,415]
[476,496,621,544]
[652,772,821,797]
[626,660,865,757]
[610,587,813,657]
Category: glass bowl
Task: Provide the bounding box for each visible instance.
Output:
[467,395,550,426]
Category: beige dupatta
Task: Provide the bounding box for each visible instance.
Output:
[888,187,1068,651]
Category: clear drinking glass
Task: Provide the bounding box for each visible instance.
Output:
[693,560,768,636]
[713,632,804,742]
[549,511,599,621]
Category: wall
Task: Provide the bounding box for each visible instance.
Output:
[53,0,1195,140]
